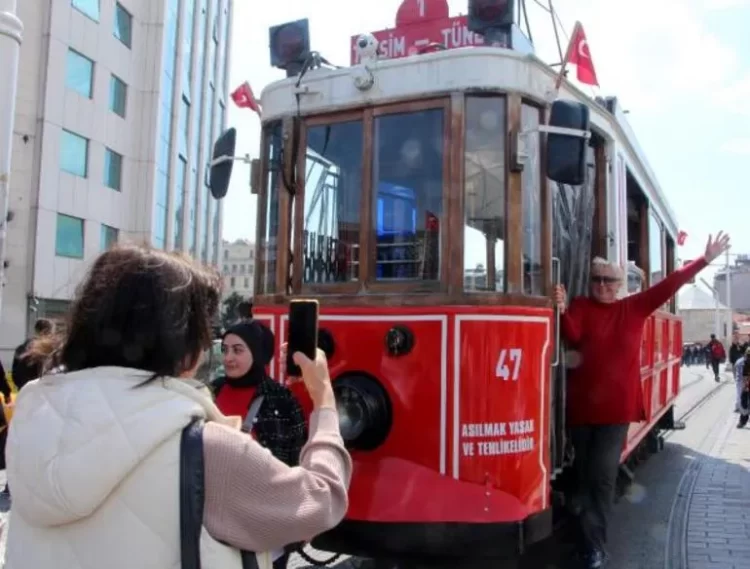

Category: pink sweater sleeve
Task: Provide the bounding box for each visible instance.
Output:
[202,407,353,553]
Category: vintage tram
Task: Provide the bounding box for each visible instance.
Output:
[210,4,683,566]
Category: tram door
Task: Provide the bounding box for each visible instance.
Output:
[549,143,597,474]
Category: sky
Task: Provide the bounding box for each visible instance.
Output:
[221,0,750,288]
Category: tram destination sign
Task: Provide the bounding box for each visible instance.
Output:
[350,15,488,65]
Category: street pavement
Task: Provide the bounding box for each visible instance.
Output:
[0,366,745,569]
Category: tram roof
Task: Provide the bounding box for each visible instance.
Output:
[259,47,678,235]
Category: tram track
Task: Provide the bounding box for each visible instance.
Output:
[663,380,734,569]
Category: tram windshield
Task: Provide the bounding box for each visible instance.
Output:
[254,97,560,298]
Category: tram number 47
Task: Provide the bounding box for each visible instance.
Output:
[495,348,523,381]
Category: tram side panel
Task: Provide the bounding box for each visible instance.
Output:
[453,307,553,517]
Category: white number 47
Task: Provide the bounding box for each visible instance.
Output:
[496,348,523,381]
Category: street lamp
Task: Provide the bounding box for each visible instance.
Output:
[0,0,23,318]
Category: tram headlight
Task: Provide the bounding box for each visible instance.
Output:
[333,375,392,451]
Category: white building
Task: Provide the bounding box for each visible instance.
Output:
[2,0,233,362]
[677,284,733,344]
[222,239,254,300]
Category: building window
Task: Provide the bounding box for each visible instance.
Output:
[113,3,132,48]
[109,75,127,117]
[244,278,249,288]
[72,0,99,21]
[56,214,85,259]
[104,148,123,191]
[101,224,119,251]
[60,130,89,178]
[65,49,94,98]
[230,276,235,287]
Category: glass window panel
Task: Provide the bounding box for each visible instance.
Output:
[114,3,132,48]
[104,148,122,191]
[55,214,84,259]
[60,130,89,178]
[649,213,663,285]
[174,157,187,249]
[109,75,127,117]
[464,97,506,291]
[521,104,543,295]
[101,224,119,250]
[261,122,282,293]
[65,49,94,98]
[72,0,99,21]
[372,109,444,282]
[303,121,363,284]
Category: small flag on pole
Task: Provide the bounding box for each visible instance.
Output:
[555,21,599,90]
[677,230,688,246]
[230,81,261,115]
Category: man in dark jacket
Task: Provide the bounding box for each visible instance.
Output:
[12,318,54,391]
[729,333,748,367]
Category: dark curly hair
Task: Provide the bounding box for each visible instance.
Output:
[27,244,222,379]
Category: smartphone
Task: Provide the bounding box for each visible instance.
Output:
[286,299,319,377]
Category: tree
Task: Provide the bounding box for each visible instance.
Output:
[221,292,245,329]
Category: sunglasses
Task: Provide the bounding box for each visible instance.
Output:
[591,275,620,285]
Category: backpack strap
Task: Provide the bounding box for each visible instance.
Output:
[241,395,265,434]
[180,419,261,569]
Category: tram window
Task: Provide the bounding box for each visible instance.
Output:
[464,97,505,292]
[260,121,282,294]
[649,212,663,286]
[303,121,363,284]
[521,104,543,295]
[372,109,443,281]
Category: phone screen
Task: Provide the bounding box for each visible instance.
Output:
[286,299,319,376]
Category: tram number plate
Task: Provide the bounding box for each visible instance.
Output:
[496,348,523,381]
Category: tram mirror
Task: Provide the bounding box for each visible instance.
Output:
[209,127,237,200]
[269,19,311,77]
[250,158,261,195]
[545,100,590,186]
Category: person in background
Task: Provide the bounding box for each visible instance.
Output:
[11,318,54,391]
[706,334,726,383]
[728,333,747,411]
[237,299,254,322]
[4,244,352,569]
[553,231,730,569]
[734,347,750,428]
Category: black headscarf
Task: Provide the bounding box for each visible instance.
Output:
[222,320,275,388]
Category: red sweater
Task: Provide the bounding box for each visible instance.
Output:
[563,257,708,425]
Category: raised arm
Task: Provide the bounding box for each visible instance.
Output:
[630,257,708,316]
[631,231,731,317]
[203,408,352,553]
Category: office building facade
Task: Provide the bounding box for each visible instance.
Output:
[1,0,232,362]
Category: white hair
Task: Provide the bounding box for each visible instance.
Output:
[591,257,624,279]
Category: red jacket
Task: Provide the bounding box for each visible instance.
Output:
[562,257,708,425]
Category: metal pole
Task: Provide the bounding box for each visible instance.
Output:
[0,0,23,318]
[726,248,732,338]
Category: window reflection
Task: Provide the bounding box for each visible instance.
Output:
[303,121,363,283]
[464,97,505,292]
[372,109,443,281]
[649,213,663,285]
[521,104,543,295]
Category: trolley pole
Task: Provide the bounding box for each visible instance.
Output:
[0,0,23,318]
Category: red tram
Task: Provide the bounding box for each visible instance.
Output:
[210,2,684,565]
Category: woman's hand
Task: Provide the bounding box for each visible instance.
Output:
[552,284,567,313]
[704,231,731,264]
[281,344,336,409]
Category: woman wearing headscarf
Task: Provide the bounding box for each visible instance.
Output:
[213,320,308,467]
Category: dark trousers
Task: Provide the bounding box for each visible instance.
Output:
[710,359,720,378]
[570,424,629,552]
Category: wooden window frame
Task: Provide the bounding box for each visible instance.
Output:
[255,93,552,308]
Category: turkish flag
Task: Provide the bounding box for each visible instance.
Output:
[677,230,688,246]
[566,23,599,86]
[230,81,261,115]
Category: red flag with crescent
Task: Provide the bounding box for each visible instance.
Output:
[677,230,688,246]
[230,81,261,115]
[566,23,599,86]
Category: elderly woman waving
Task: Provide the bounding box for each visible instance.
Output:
[553,232,730,569]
